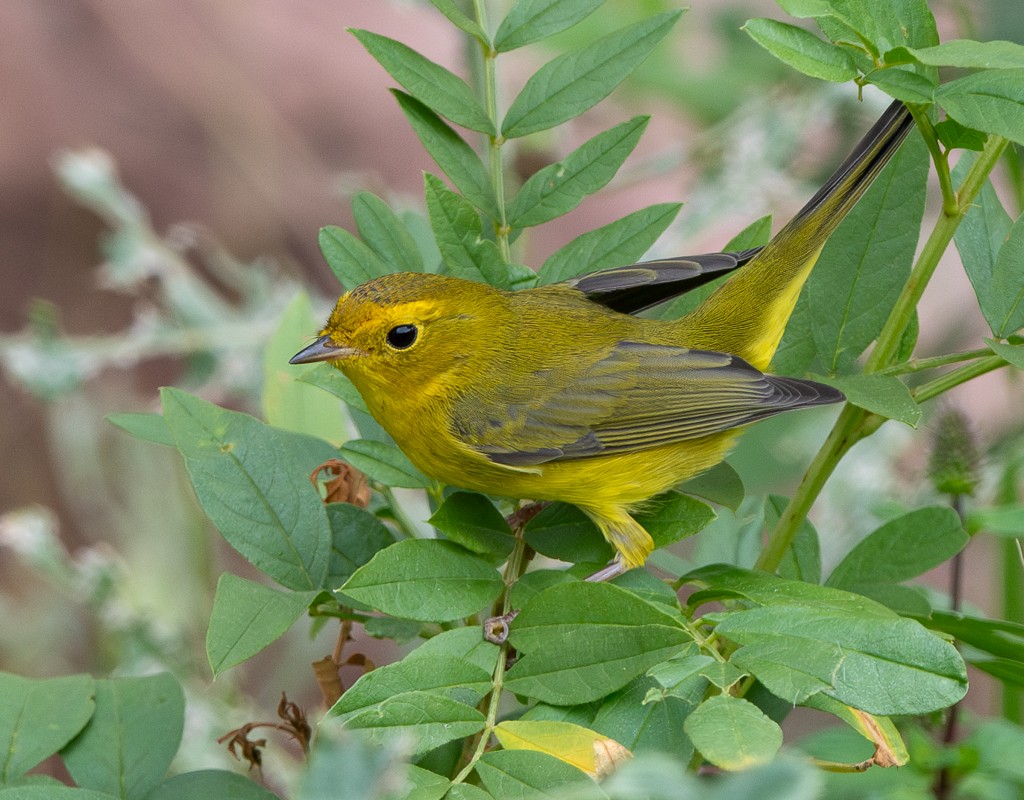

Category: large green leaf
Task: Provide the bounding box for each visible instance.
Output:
[326,502,397,588]
[987,211,1024,336]
[145,770,279,800]
[424,174,536,290]
[350,29,493,135]
[476,750,594,799]
[0,674,95,782]
[820,373,921,427]
[743,18,857,81]
[318,225,391,290]
[887,39,1024,69]
[508,116,649,228]
[715,604,967,715]
[353,191,424,274]
[330,628,497,719]
[502,11,682,138]
[393,91,497,219]
[337,692,485,757]
[494,0,606,52]
[826,506,967,590]
[62,674,184,800]
[206,574,315,676]
[340,540,503,622]
[953,155,1013,332]
[505,582,690,704]
[537,203,682,284]
[161,389,331,590]
[429,491,513,560]
[337,439,433,489]
[684,695,782,770]
[937,69,1024,147]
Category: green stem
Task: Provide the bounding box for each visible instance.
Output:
[877,347,992,377]
[907,104,957,216]
[866,132,1008,373]
[755,403,868,572]
[911,355,1007,405]
[451,518,530,785]
[472,0,511,262]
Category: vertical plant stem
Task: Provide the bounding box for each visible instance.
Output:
[867,132,1007,373]
[998,458,1024,723]
[451,517,529,784]
[473,0,512,262]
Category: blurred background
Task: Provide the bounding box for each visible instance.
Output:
[1,0,1022,787]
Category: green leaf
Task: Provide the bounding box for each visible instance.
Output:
[429,492,514,560]
[424,174,534,290]
[330,654,494,719]
[0,674,95,782]
[954,158,1013,328]
[887,39,1024,69]
[340,539,503,622]
[495,0,606,52]
[443,784,492,800]
[922,612,1024,663]
[715,604,967,715]
[62,674,184,800]
[684,695,782,770]
[826,506,967,590]
[337,438,433,489]
[678,461,745,512]
[145,770,279,800]
[505,582,690,704]
[597,678,699,760]
[326,503,397,588]
[393,91,498,219]
[338,692,485,757]
[502,11,682,138]
[765,494,821,584]
[206,574,315,676]
[967,503,1024,537]
[937,69,1024,147]
[476,750,593,799]
[319,225,391,290]
[987,211,1024,336]
[161,388,331,590]
[428,0,489,44]
[299,362,370,415]
[987,338,1024,370]
[822,0,940,53]
[350,29,493,135]
[353,192,424,273]
[638,491,716,549]
[934,118,987,152]
[743,18,857,81]
[508,116,649,228]
[524,503,611,565]
[730,637,842,704]
[820,373,921,427]
[775,130,928,376]
[264,292,347,443]
[538,203,682,284]
[105,412,174,447]
[863,66,936,104]
[0,787,116,800]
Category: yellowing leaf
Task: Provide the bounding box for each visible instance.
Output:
[804,694,909,767]
[494,720,631,778]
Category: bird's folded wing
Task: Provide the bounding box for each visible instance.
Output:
[454,341,841,467]
[560,249,761,314]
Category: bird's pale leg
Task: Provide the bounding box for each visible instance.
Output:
[586,556,625,582]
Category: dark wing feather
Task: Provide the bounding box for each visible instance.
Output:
[561,249,761,314]
[458,341,842,467]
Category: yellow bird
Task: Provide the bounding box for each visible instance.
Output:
[292,100,914,577]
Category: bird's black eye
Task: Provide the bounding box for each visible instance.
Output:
[386,324,418,350]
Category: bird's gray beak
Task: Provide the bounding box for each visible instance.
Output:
[289,335,359,364]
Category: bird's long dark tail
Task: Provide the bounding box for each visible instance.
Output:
[674,99,915,370]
